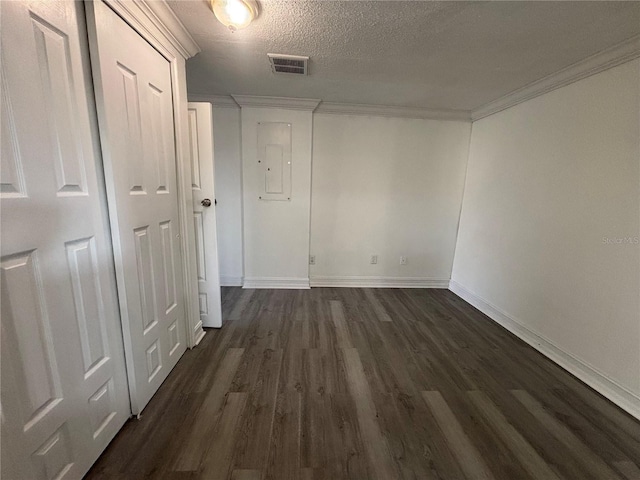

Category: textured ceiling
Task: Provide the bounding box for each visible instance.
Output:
[168,1,640,112]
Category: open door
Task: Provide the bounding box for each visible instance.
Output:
[187,102,223,328]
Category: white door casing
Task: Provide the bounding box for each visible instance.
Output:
[1,1,130,478]
[87,0,188,415]
[187,102,223,328]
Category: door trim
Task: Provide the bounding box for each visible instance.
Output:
[106,0,200,59]
[88,0,205,350]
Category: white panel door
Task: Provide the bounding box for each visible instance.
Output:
[187,103,223,328]
[87,0,188,415]
[0,1,130,478]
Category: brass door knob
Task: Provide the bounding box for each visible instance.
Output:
[201,198,212,207]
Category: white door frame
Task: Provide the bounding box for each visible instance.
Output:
[93,0,205,348]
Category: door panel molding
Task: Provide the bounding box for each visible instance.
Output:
[1,2,130,477]
[187,102,223,328]
[90,0,205,350]
[86,0,205,414]
[106,0,204,348]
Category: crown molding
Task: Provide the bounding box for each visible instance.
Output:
[186,94,470,120]
[188,94,240,108]
[144,1,201,57]
[315,101,470,122]
[472,34,640,121]
[106,0,201,59]
[231,95,321,111]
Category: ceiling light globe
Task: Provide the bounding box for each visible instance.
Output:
[211,0,258,31]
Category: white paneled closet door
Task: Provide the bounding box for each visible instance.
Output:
[87,0,188,415]
[0,1,131,479]
[187,103,223,328]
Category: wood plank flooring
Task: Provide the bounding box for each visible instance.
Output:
[86,287,640,479]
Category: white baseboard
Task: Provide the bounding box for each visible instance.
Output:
[193,324,206,346]
[242,277,310,289]
[448,280,640,420]
[220,275,243,287]
[310,276,450,288]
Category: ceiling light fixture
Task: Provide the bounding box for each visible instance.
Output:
[211,0,258,31]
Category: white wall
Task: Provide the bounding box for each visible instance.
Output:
[211,106,243,286]
[310,114,471,286]
[452,59,640,414]
[240,107,313,288]
[211,109,471,288]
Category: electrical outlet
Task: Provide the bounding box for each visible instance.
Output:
[400,256,407,265]
[309,255,316,265]
[370,255,378,265]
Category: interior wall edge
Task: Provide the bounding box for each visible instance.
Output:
[449,280,640,421]
[449,120,475,281]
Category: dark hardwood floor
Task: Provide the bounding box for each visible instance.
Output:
[86,287,640,479]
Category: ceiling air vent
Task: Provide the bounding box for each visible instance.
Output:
[267,53,309,76]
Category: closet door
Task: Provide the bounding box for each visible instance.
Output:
[0,1,130,478]
[87,0,188,415]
